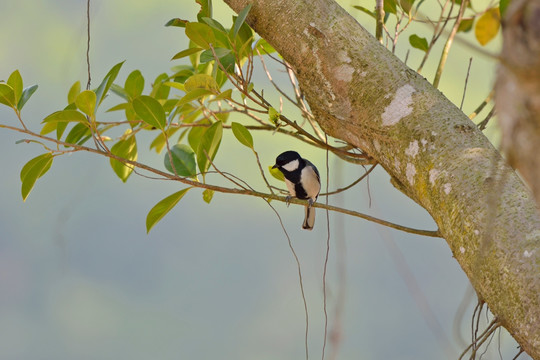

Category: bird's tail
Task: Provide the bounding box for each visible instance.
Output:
[302,205,315,230]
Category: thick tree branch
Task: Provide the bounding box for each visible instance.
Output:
[223,0,540,357]
[496,0,540,209]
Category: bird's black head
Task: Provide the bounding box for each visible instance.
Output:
[273,151,301,169]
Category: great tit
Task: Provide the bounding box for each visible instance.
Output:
[272,151,321,230]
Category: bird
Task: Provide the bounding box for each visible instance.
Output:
[272,151,321,230]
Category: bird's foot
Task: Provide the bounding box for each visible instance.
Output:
[285,195,292,207]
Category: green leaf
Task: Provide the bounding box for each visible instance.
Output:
[499,0,510,16]
[400,0,414,14]
[132,95,166,130]
[18,84,38,111]
[196,0,212,21]
[0,83,16,108]
[150,73,170,100]
[268,107,280,124]
[165,18,188,27]
[20,153,53,201]
[68,81,81,104]
[409,34,429,52]
[7,70,23,105]
[164,144,197,177]
[146,188,191,233]
[95,61,125,106]
[201,17,227,33]
[75,90,97,117]
[163,81,186,92]
[231,122,253,148]
[269,165,285,182]
[106,102,129,112]
[171,47,204,60]
[458,18,474,33]
[150,127,180,153]
[41,110,88,136]
[254,38,276,55]
[214,111,229,123]
[110,84,128,100]
[216,52,237,73]
[188,124,207,152]
[110,132,138,182]
[352,5,376,18]
[43,104,80,139]
[202,189,214,204]
[184,74,219,93]
[125,70,144,100]
[171,65,195,81]
[65,122,92,145]
[185,22,215,49]
[197,121,223,175]
[209,88,232,102]
[475,8,500,46]
[232,3,252,38]
[384,0,397,14]
[199,47,232,63]
[177,88,214,107]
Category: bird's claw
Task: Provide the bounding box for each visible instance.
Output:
[285,195,292,207]
[307,198,314,208]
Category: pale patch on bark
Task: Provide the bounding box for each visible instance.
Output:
[373,139,381,152]
[444,183,452,194]
[463,147,488,158]
[406,163,416,185]
[405,140,419,158]
[429,169,440,185]
[335,51,353,81]
[335,64,354,82]
[381,84,415,126]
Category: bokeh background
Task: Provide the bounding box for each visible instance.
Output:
[0,0,525,359]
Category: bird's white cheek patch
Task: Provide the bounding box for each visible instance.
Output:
[282,159,299,172]
[381,84,415,126]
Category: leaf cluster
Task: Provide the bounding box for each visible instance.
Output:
[0,4,296,233]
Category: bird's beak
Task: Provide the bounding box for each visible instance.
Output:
[272,164,278,169]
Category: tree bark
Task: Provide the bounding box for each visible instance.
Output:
[223,0,540,357]
[497,0,540,209]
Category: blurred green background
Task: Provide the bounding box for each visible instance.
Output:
[0,0,521,359]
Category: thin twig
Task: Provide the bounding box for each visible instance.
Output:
[86,0,91,90]
[417,0,455,73]
[284,62,325,141]
[375,0,384,43]
[477,107,495,131]
[1,123,440,238]
[264,200,309,360]
[460,57,473,110]
[321,164,377,196]
[512,348,525,360]
[255,47,298,106]
[322,135,330,360]
[252,148,274,194]
[459,318,500,360]
[433,0,469,88]
[469,90,494,120]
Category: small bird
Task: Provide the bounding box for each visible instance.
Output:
[272,151,321,230]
